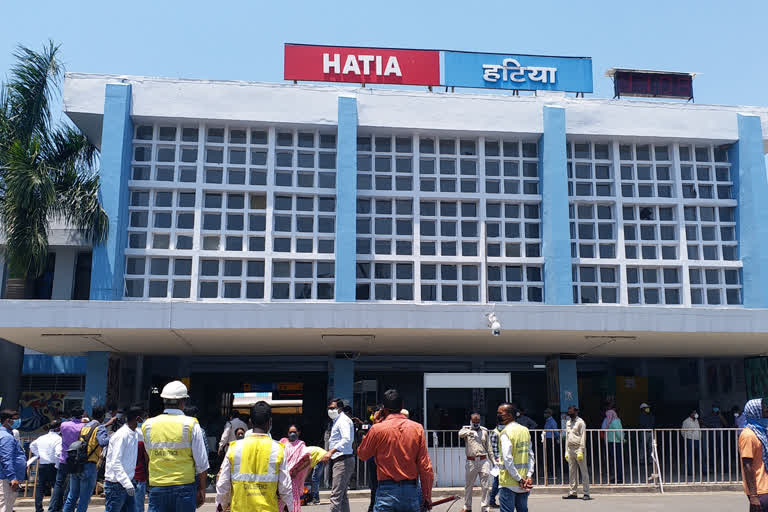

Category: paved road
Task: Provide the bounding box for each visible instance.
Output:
[12,492,748,512]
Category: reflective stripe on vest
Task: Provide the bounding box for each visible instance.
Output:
[498,423,531,488]
[228,435,284,512]
[142,414,197,487]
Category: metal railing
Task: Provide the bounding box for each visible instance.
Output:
[423,428,743,489]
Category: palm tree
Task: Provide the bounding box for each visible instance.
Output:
[0,40,108,299]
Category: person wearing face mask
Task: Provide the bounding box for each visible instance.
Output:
[458,413,493,512]
[216,401,292,512]
[637,403,655,466]
[320,399,355,512]
[562,406,589,501]
[488,422,504,509]
[540,409,560,484]
[0,409,26,512]
[681,409,701,478]
[234,428,246,441]
[279,425,314,512]
[739,398,768,511]
[496,403,534,512]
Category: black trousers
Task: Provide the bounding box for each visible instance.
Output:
[35,464,58,512]
[367,458,378,512]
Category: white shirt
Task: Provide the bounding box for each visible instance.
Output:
[105,424,140,490]
[215,432,293,510]
[28,431,62,467]
[218,417,248,452]
[681,418,701,440]
[328,412,354,459]
[158,409,210,475]
[500,423,535,493]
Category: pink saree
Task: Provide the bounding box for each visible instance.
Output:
[279,438,312,512]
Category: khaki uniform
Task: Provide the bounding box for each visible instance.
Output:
[565,416,590,496]
[459,426,493,512]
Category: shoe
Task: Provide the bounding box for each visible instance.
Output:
[312,500,320,505]
[562,494,579,499]
[489,504,499,509]
[582,495,593,501]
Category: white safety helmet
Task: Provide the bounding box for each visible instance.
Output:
[160,380,189,399]
[639,403,649,409]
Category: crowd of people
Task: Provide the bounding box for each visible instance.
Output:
[2,385,768,512]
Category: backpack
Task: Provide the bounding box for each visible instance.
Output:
[66,425,99,474]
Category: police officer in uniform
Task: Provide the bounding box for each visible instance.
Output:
[215,401,292,512]
[142,381,210,512]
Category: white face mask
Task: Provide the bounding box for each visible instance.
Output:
[471,423,480,430]
[693,413,699,419]
[328,409,339,420]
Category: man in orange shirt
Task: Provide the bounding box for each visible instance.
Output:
[358,389,434,512]
[739,398,768,511]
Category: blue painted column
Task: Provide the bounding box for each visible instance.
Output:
[540,106,572,304]
[335,95,358,302]
[729,114,768,307]
[546,355,579,417]
[83,351,109,415]
[90,84,133,300]
[327,357,354,407]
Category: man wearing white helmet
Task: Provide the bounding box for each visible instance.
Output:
[142,381,210,512]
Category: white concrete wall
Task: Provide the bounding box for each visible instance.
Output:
[63,73,768,149]
[51,247,78,300]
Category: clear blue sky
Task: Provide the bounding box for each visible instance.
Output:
[1,0,766,106]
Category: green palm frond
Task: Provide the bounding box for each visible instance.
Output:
[5,40,62,144]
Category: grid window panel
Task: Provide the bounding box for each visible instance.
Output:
[618,143,675,199]
[684,206,737,261]
[419,136,482,194]
[355,262,415,301]
[486,201,541,259]
[420,200,480,257]
[201,191,270,253]
[622,205,678,261]
[127,188,197,251]
[567,141,614,198]
[275,130,337,189]
[483,139,539,196]
[272,194,336,255]
[124,256,194,299]
[689,267,742,306]
[356,198,414,257]
[357,135,413,192]
[572,265,619,304]
[569,203,616,260]
[196,258,268,299]
[420,263,481,302]
[270,260,335,300]
[679,145,732,201]
[626,266,683,305]
[487,264,544,303]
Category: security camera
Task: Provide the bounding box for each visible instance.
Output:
[486,313,501,337]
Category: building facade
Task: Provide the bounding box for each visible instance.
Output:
[2,73,768,438]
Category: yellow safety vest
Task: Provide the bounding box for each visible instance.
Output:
[499,422,531,488]
[228,434,285,512]
[142,414,198,487]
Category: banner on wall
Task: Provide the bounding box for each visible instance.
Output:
[284,43,593,93]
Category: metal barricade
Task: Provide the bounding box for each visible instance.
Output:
[424,427,743,489]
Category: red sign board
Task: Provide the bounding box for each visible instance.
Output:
[614,70,693,100]
[284,44,441,86]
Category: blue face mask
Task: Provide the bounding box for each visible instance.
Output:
[10,419,21,430]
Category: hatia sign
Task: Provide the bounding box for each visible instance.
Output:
[284,44,594,93]
[284,44,441,85]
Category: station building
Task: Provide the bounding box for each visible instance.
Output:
[3,51,768,442]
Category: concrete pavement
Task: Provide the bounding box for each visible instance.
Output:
[12,492,748,512]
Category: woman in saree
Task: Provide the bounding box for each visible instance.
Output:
[279,425,327,512]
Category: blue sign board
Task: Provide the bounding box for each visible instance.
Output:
[442,51,593,93]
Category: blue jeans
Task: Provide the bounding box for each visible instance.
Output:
[62,463,98,512]
[311,462,324,501]
[147,482,196,512]
[49,464,69,512]
[499,487,528,512]
[373,480,421,512]
[134,481,147,512]
[489,476,499,505]
[105,481,136,512]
